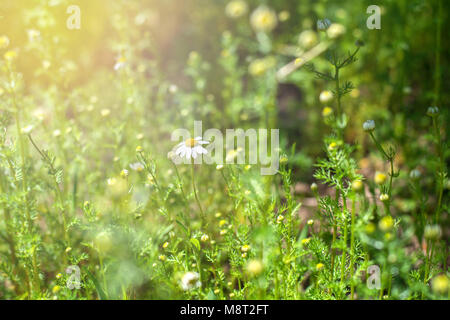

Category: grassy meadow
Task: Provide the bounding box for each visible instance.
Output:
[0,0,448,300]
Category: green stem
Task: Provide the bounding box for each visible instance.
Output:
[330,224,337,282]
[330,189,340,283]
[172,162,188,204]
[99,253,108,297]
[388,159,394,197]
[0,178,24,295]
[191,163,205,225]
[28,135,69,249]
[422,239,432,299]
[350,196,356,299]
[433,0,442,106]
[7,64,40,294]
[369,132,389,160]
[335,67,341,118]
[432,117,444,224]
[340,195,348,287]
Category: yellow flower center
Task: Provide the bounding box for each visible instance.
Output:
[185,138,197,147]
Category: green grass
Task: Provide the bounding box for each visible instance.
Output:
[0,0,448,300]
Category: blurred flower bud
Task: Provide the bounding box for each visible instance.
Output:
[225,0,248,19]
[409,169,421,180]
[327,23,346,39]
[317,18,331,31]
[379,215,394,232]
[0,35,10,49]
[322,106,333,117]
[424,224,442,240]
[298,30,318,49]
[250,5,277,33]
[432,274,449,294]
[355,39,365,47]
[246,259,263,276]
[426,106,439,117]
[363,120,375,132]
[95,231,112,252]
[374,172,387,185]
[352,180,363,192]
[319,90,333,103]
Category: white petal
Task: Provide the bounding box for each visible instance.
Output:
[185,148,192,159]
[194,136,203,141]
[179,147,186,157]
[175,146,185,156]
[192,150,197,159]
[197,140,209,145]
[193,146,203,154]
[197,146,208,154]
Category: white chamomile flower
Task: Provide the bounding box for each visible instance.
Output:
[21,125,34,134]
[53,129,61,137]
[129,162,145,171]
[114,56,127,71]
[180,271,201,291]
[169,84,178,93]
[175,137,209,160]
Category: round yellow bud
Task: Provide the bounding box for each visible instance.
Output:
[432,274,449,294]
[328,142,338,150]
[322,107,333,117]
[352,180,363,192]
[298,30,318,49]
[379,216,394,232]
[365,222,376,234]
[246,259,263,276]
[225,0,248,19]
[250,5,278,33]
[374,172,387,185]
[4,50,17,61]
[52,285,61,294]
[301,238,311,245]
[0,35,10,49]
[278,11,290,22]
